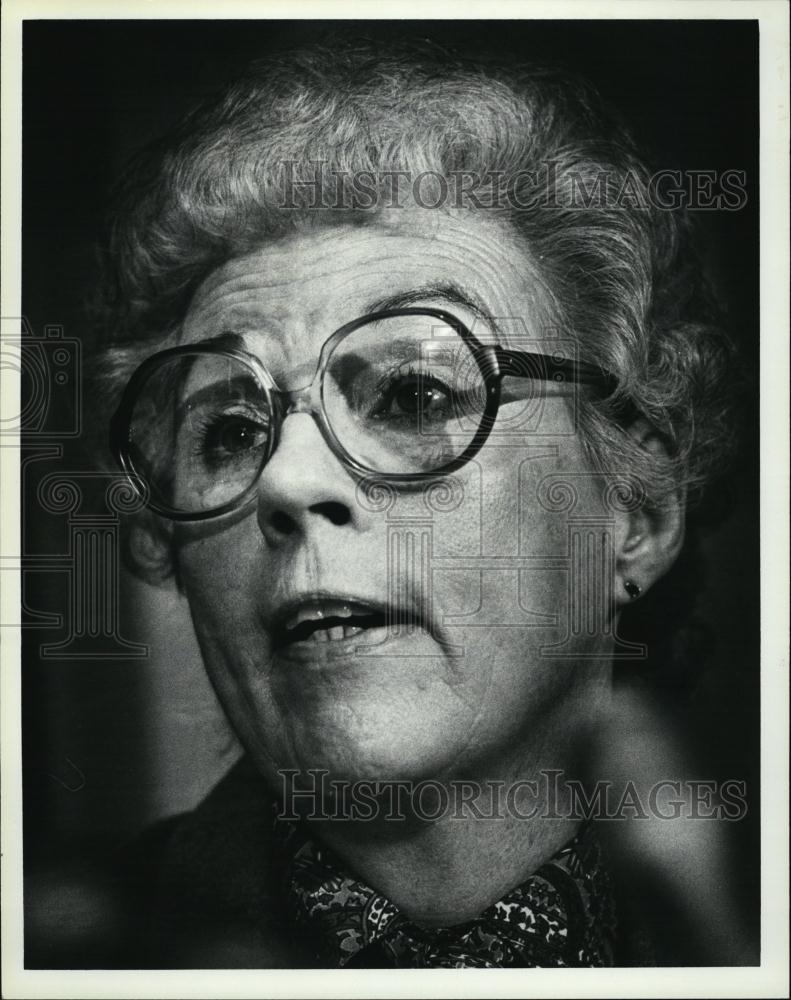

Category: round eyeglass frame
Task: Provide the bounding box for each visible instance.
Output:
[110,307,616,521]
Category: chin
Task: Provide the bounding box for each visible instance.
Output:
[250,696,479,796]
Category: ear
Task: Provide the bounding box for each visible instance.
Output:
[614,421,686,606]
[124,511,180,589]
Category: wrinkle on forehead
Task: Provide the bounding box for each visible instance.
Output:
[181,210,557,359]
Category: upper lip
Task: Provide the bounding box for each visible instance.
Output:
[267,590,429,648]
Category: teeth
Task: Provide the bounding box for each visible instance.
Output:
[285,602,355,632]
[278,599,386,645]
[277,604,381,643]
[289,622,370,644]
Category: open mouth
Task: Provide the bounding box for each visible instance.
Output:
[271,598,395,651]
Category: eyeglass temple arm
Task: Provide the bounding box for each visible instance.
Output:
[494,347,618,395]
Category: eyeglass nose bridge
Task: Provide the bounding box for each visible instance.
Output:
[263,377,332,472]
[271,375,323,419]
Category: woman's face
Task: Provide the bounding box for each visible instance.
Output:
[171,208,617,789]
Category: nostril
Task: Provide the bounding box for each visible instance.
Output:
[263,501,351,540]
[270,509,297,535]
[312,501,351,526]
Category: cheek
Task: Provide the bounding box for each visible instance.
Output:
[176,536,289,773]
[424,434,604,714]
[425,443,576,627]
[175,532,265,663]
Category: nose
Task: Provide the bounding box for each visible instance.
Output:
[255,410,361,545]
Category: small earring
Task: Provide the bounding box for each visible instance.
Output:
[624,580,642,600]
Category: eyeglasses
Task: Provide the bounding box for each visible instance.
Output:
[110,307,615,521]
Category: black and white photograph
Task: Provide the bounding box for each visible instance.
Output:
[1,3,788,997]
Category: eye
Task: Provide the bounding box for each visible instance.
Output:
[194,411,270,464]
[372,370,453,422]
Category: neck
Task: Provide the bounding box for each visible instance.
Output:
[282,662,613,927]
[308,749,584,927]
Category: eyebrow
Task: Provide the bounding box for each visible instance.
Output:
[364,281,501,334]
[196,280,501,350]
[202,329,247,347]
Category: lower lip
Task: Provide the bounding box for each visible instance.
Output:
[273,623,436,666]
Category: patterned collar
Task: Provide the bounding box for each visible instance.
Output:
[274,815,617,968]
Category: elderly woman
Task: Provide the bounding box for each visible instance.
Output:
[94,42,738,968]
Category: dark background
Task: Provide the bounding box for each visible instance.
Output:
[21,19,759,965]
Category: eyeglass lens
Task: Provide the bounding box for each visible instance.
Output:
[125,313,490,516]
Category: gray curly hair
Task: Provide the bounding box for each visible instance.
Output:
[92,41,736,520]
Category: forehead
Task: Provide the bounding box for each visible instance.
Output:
[181,209,556,350]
